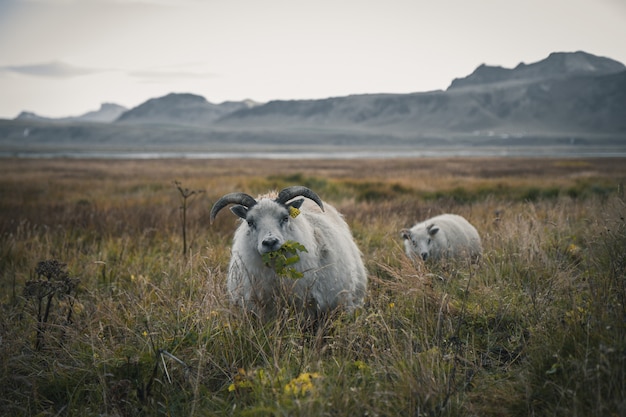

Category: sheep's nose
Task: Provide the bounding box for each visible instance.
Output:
[421,252,428,261]
[262,236,280,251]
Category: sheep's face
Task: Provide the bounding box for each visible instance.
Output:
[401,223,440,261]
[231,198,304,256]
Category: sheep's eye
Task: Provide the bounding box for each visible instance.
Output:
[281,215,289,224]
[247,220,255,229]
[427,238,432,245]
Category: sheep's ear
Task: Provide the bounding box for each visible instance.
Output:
[288,198,305,209]
[428,224,440,236]
[230,205,248,219]
[400,228,411,240]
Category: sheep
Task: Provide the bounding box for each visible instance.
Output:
[210,185,367,321]
[400,214,482,263]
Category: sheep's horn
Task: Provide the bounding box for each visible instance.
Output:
[210,192,257,223]
[275,186,324,211]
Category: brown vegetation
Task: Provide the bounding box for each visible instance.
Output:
[1,156,625,416]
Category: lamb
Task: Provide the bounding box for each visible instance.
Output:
[400,214,482,263]
[210,186,367,321]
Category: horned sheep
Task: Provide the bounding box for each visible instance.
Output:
[401,213,482,263]
[210,186,367,321]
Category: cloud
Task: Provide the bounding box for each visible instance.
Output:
[0,61,104,78]
[0,59,218,85]
[128,69,218,81]
[126,62,219,83]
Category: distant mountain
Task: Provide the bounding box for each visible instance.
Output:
[78,103,127,122]
[15,111,50,122]
[115,93,260,126]
[2,51,625,156]
[15,103,128,123]
[216,52,626,134]
[448,51,625,90]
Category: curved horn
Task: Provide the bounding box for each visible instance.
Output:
[210,192,257,223]
[275,186,324,211]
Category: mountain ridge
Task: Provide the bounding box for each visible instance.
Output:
[2,51,625,156]
[16,103,128,123]
[115,93,261,126]
[447,50,625,90]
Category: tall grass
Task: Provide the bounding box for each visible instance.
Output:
[0,157,624,416]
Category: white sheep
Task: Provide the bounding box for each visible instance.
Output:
[210,186,367,321]
[401,214,482,263]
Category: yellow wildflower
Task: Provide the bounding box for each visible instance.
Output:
[353,360,369,371]
[567,243,582,261]
[284,372,321,396]
[228,368,253,392]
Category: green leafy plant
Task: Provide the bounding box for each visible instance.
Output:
[262,240,308,279]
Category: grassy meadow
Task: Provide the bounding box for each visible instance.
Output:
[1,156,625,416]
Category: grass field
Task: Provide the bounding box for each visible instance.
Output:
[1,157,625,416]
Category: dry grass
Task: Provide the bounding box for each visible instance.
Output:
[0,156,625,416]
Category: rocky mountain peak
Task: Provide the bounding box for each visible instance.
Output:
[448,50,625,90]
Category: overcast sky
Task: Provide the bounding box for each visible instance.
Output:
[1,0,625,119]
